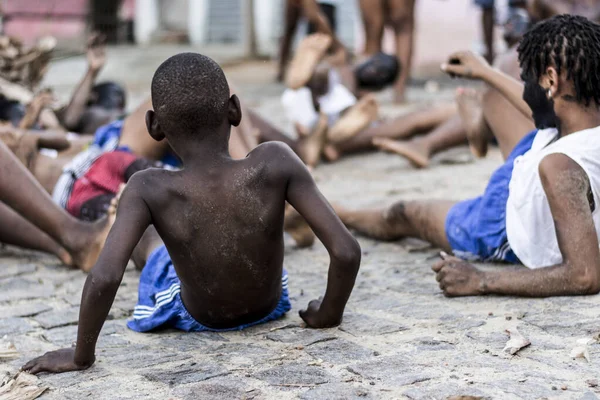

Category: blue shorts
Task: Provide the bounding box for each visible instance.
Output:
[445,130,537,263]
[127,245,291,332]
[92,120,181,168]
[474,0,494,9]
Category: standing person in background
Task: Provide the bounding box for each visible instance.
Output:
[474,0,495,64]
[359,0,416,103]
[277,0,342,83]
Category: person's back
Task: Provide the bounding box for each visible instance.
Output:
[22,52,361,374]
[138,144,294,328]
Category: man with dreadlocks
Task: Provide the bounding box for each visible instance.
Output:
[335,14,600,297]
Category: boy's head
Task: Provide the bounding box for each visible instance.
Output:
[89,82,126,111]
[355,52,400,91]
[146,53,241,143]
[517,14,600,129]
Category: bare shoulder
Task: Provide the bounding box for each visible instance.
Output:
[125,168,176,202]
[539,153,590,197]
[246,142,306,178]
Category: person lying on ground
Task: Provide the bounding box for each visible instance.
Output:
[57,33,126,134]
[336,15,600,298]
[277,0,344,82]
[0,138,112,271]
[22,52,361,374]
[366,7,532,168]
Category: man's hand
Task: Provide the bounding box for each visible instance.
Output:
[300,298,342,328]
[441,51,491,80]
[86,33,106,73]
[432,252,485,297]
[22,348,94,375]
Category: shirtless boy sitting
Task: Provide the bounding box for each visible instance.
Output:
[336,15,600,298]
[23,52,361,374]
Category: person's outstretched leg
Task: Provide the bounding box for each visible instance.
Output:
[278,0,303,82]
[335,200,455,250]
[0,140,113,271]
[0,202,70,264]
[388,0,416,103]
[372,115,466,168]
[359,0,385,56]
[326,103,456,159]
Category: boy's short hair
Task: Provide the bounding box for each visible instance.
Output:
[151,53,230,134]
[90,82,126,110]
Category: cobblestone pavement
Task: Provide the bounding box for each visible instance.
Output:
[1,61,600,400]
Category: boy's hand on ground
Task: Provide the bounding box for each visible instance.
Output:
[441,51,491,80]
[300,299,342,328]
[22,348,93,375]
[432,253,485,296]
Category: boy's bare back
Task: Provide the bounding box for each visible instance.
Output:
[22,53,360,375]
[130,143,293,328]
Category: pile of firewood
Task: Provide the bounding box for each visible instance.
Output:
[0,35,56,103]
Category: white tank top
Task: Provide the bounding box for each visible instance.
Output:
[506,126,600,268]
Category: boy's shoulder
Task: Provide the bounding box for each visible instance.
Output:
[246,141,304,175]
[125,167,177,200]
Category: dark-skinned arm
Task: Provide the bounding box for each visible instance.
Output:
[22,175,152,374]
[279,144,361,327]
[442,51,533,122]
[434,154,600,297]
[59,34,106,131]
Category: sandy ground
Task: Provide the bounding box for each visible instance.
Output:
[1,55,600,400]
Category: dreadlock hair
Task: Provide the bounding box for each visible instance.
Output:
[517,14,600,106]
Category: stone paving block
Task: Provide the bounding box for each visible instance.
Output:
[346,356,435,387]
[0,302,52,318]
[265,326,337,346]
[109,345,193,369]
[299,383,372,399]
[34,308,80,329]
[339,313,409,336]
[253,362,332,386]
[0,317,34,336]
[0,263,36,279]
[0,282,55,302]
[171,377,249,400]
[142,360,230,386]
[402,383,490,400]
[580,392,599,400]
[304,338,376,364]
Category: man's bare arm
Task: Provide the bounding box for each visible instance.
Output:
[60,34,106,130]
[23,175,152,374]
[278,144,361,327]
[442,51,533,122]
[435,154,600,297]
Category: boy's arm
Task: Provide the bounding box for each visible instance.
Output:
[441,51,533,122]
[434,154,600,297]
[23,177,152,374]
[280,145,361,327]
[59,34,106,130]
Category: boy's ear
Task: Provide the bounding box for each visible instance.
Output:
[145,110,165,142]
[228,94,242,127]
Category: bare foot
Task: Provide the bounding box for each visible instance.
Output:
[328,94,378,144]
[286,33,332,90]
[323,144,341,162]
[68,185,121,272]
[284,206,315,248]
[455,87,488,158]
[372,137,430,168]
[297,113,328,169]
[55,247,72,266]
